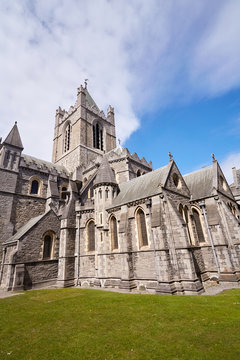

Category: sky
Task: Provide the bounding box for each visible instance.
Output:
[1,0,240,183]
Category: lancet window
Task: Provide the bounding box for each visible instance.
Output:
[136,208,148,247]
[43,232,55,259]
[87,220,95,251]
[110,216,118,250]
[192,209,205,243]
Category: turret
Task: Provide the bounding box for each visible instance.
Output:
[0,122,23,171]
[93,156,118,228]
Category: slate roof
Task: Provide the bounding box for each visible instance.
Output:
[4,213,47,244]
[3,122,23,149]
[21,154,69,176]
[110,164,169,207]
[94,155,117,186]
[85,89,100,111]
[183,166,213,200]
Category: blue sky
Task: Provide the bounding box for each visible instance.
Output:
[0,0,240,182]
[126,88,240,177]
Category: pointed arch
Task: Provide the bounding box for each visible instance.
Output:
[29,176,42,196]
[136,207,148,247]
[179,204,194,245]
[192,208,205,243]
[63,122,71,152]
[42,231,55,259]
[110,215,118,250]
[87,219,95,251]
[93,121,103,150]
[136,169,141,177]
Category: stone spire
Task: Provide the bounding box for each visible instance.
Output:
[93,155,117,187]
[3,122,23,149]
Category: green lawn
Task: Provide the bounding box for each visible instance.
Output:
[0,288,240,360]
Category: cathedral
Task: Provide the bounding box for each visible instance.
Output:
[1,83,240,295]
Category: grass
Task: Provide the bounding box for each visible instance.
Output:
[0,288,240,360]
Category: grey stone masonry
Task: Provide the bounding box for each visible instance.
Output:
[1,84,240,294]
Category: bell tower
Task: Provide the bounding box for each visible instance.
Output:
[52,84,116,173]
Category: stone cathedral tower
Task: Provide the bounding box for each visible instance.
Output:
[52,83,116,173]
[1,83,240,295]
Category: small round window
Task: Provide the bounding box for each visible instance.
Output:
[173,173,181,188]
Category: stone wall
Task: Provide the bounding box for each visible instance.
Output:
[15,211,60,263]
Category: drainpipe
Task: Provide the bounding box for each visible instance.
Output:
[146,199,160,282]
[0,247,6,286]
[76,213,81,286]
[200,202,220,276]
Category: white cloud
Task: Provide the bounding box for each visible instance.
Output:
[220,152,240,184]
[191,0,240,96]
[0,1,240,161]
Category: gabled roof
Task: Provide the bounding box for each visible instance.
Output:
[94,155,117,187]
[3,122,23,149]
[4,212,47,244]
[183,166,213,200]
[110,164,169,207]
[85,89,100,111]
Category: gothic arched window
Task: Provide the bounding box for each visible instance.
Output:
[93,122,103,150]
[110,216,118,250]
[30,180,39,194]
[192,209,205,243]
[136,208,148,247]
[43,232,55,259]
[179,204,194,245]
[64,123,71,152]
[87,220,95,251]
[137,170,141,177]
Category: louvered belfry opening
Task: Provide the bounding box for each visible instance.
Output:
[192,209,205,243]
[110,216,118,250]
[64,123,71,152]
[136,208,148,247]
[88,220,95,251]
[93,122,103,150]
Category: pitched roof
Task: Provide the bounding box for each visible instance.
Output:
[21,154,69,176]
[110,164,169,207]
[183,166,213,200]
[85,89,100,111]
[4,212,47,244]
[94,155,117,186]
[3,122,23,149]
